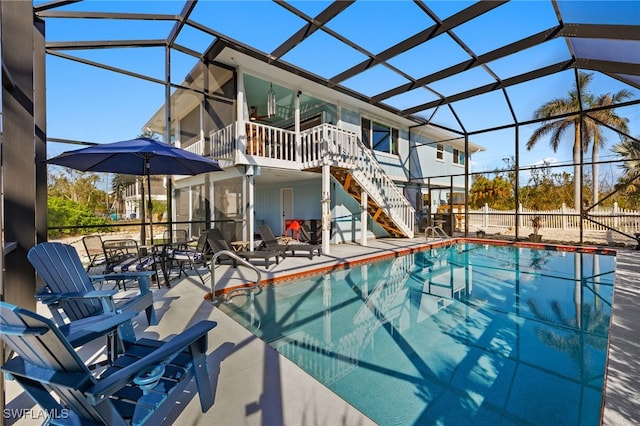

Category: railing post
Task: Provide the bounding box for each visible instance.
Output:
[613,202,619,229]
[361,192,368,246]
[321,164,331,255]
[238,121,248,163]
[561,203,567,230]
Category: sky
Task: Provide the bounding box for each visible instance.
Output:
[37,0,640,186]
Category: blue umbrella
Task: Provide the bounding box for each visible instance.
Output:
[47,137,223,244]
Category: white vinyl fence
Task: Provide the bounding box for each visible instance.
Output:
[467,202,640,233]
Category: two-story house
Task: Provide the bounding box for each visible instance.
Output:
[144,42,483,254]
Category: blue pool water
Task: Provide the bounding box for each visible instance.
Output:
[219,243,616,425]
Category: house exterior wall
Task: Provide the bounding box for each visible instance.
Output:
[255,179,323,236]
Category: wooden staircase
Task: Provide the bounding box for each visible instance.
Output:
[331,168,407,237]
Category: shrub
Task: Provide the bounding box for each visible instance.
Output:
[48,196,111,238]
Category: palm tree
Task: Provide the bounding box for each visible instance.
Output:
[613,135,640,178]
[526,72,630,210]
[587,91,631,205]
[612,135,640,203]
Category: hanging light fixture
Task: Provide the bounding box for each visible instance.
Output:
[267,82,276,117]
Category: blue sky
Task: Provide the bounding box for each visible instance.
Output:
[40,0,639,185]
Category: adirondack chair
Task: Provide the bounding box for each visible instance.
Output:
[0,301,216,425]
[27,242,157,343]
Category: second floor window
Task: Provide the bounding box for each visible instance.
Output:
[453,149,465,165]
[436,143,444,161]
[361,118,399,155]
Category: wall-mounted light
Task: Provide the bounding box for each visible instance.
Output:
[267,83,276,117]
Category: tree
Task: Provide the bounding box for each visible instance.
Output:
[469,175,513,209]
[48,170,107,214]
[613,135,640,179]
[612,135,640,209]
[520,162,573,210]
[586,91,631,205]
[526,72,630,210]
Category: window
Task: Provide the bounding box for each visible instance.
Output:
[180,107,200,147]
[361,118,371,149]
[453,149,465,165]
[361,118,399,155]
[436,143,444,161]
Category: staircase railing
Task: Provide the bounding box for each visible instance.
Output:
[298,123,414,237]
[348,135,415,238]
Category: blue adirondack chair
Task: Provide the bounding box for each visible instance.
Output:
[27,242,157,343]
[0,301,216,425]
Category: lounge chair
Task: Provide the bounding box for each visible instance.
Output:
[0,301,216,425]
[82,234,108,272]
[205,228,283,269]
[258,224,321,260]
[27,242,157,343]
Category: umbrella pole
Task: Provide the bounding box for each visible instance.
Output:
[139,177,146,245]
[147,170,154,245]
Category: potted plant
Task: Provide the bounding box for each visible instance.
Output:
[529,216,543,242]
[476,230,486,238]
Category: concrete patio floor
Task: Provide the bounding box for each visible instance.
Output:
[3,238,639,425]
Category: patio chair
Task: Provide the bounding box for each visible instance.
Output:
[27,242,157,343]
[258,224,321,260]
[0,301,216,426]
[163,228,189,244]
[157,234,208,286]
[206,228,283,269]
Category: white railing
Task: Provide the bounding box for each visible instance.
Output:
[467,202,640,233]
[298,124,359,168]
[185,139,206,157]
[298,125,325,166]
[210,123,236,160]
[244,121,297,161]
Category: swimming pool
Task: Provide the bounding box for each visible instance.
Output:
[219,242,616,425]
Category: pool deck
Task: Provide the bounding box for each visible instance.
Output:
[3,237,639,425]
